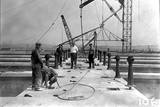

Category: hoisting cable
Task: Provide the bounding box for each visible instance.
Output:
[5,23,54,71]
[94,0,100,25]
[54,70,96,101]
[1,0,36,14]
[1,0,47,23]
[4,0,68,71]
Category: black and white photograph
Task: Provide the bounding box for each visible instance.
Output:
[0,0,160,107]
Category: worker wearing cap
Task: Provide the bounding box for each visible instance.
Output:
[88,43,95,69]
[31,42,43,91]
[70,43,78,69]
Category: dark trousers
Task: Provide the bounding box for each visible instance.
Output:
[88,54,94,68]
[32,64,42,88]
[45,59,49,67]
[58,55,62,66]
[70,53,77,68]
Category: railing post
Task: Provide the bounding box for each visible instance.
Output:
[114,55,120,78]
[127,56,134,89]
[103,51,107,66]
[54,52,58,69]
[107,53,111,69]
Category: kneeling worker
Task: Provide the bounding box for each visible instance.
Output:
[42,66,58,89]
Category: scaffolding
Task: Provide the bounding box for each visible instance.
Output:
[122,0,132,52]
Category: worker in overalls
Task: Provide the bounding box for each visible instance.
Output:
[31,42,43,91]
[88,43,95,69]
[41,65,58,89]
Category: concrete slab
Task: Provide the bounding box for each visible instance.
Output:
[1,62,160,107]
[121,72,160,79]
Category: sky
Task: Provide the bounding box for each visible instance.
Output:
[1,0,159,47]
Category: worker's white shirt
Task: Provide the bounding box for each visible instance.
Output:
[70,45,78,53]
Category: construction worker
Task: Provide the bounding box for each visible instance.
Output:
[56,44,63,67]
[70,43,78,69]
[31,42,43,91]
[41,65,58,89]
[88,43,95,69]
[45,53,52,67]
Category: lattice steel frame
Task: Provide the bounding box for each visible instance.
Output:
[122,0,132,52]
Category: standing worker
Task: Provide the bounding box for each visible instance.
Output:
[70,43,78,69]
[31,42,43,91]
[56,44,63,67]
[45,53,52,67]
[88,44,95,69]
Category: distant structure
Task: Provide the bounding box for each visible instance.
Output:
[122,0,132,52]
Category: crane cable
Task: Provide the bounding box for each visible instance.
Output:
[54,70,96,101]
[4,0,68,71]
[1,0,37,14]
[1,0,47,23]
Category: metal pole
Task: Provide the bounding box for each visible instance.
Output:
[80,0,84,50]
[103,51,107,66]
[127,56,134,89]
[107,53,111,69]
[115,55,120,78]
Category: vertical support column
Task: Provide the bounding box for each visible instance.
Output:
[103,51,107,66]
[99,51,102,62]
[122,0,133,52]
[127,56,134,89]
[107,53,111,69]
[114,55,120,78]
[54,52,58,69]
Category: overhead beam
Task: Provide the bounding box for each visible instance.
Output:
[79,0,94,8]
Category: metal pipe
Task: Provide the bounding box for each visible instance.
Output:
[107,53,111,69]
[127,56,134,88]
[114,55,120,78]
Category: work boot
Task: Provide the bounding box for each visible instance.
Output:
[34,87,42,91]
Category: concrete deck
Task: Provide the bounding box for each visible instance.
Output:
[1,62,160,107]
